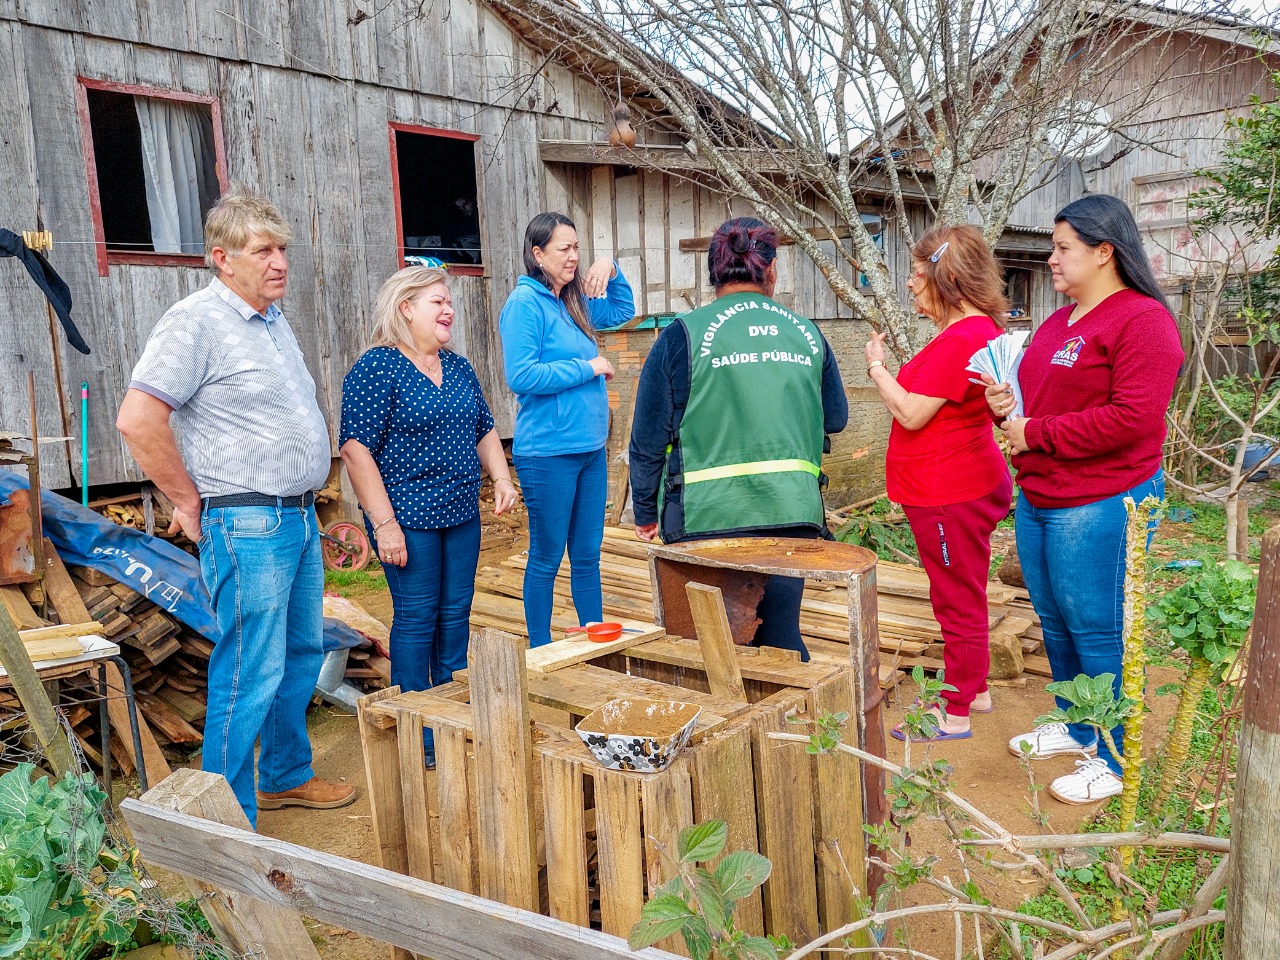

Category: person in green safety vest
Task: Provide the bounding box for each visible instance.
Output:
[628,218,848,660]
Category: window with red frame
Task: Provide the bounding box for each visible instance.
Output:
[392,127,483,267]
[81,84,222,261]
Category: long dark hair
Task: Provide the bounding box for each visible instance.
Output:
[1054,195,1169,311]
[522,212,594,343]
[708,217,778,290]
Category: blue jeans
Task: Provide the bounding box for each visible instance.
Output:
[199,502,324,827]
[515,448,607,646]
[382,518,481,754]
[1015,471,1163,775]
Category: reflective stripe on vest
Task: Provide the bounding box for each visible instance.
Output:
[683,458,821,485]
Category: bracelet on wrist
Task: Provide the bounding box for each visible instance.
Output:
[495,477,514,485]
[372,515,398,531]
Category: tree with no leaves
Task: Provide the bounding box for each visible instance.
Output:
[480,0,1267,358]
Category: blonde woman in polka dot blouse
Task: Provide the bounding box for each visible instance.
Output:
[340,265,517,767]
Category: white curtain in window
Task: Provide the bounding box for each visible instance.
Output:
[134,97,219,255]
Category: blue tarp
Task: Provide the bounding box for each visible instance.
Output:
[0,472,217,638]
[0,473,369,654]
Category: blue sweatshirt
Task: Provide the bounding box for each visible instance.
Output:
[499,268,635,456]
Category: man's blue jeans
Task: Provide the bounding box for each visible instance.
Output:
[1015,471,1163,776]
[382,517,481,755]
[199,502,324,827]
[514,448,607,646]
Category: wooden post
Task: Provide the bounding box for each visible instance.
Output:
[0,605,76,777]
[136,769,321,959]
[1225,523,1280,959]
[469,627,539,912]
[684,582,747,701]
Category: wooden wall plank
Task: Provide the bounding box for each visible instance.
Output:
[469,628,539,912]
[594,772,645,938]
[613,170,642,311]
[750,692,819,944]
[541,750,590,926]
[434,723,476,894]
[396,710,435,882]
[640,763,694,956]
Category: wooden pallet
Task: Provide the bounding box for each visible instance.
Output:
[469,526,1043,685]
[358,626,870,951]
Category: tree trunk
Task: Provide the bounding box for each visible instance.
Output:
[1225,493,1244,562]
[1224,523,1280,959]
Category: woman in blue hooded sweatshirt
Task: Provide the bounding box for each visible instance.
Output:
[500,212,635,646]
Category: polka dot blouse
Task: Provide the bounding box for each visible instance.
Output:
[340,346,496,530]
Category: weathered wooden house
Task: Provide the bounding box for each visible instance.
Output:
[999,12,1280,326]
[0,0,926,506]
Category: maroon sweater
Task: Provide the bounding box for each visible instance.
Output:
[1013,289,1183,509]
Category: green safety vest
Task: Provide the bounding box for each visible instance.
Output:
[665,292,826,537]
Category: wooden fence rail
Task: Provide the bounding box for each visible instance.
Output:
[120,769,683,960]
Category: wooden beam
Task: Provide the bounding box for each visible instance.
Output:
[120,774,684,960]
[132,769,321,960]
[684,583,747,701]
[538,139,794,175]
[468,628,539,912]
[18,621,101,641]
[0,605,76,776]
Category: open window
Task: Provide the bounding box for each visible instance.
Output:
[390,123,483,274]
[76,79,226,275]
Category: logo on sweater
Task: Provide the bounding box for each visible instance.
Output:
[1051,335,1086,368]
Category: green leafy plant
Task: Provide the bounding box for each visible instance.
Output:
[629,820,785,960]
[0,763,141,959]
[1148,559,1256,809]
[1037,673,1138,766]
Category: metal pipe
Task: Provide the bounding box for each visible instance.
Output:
[80,382,89,506]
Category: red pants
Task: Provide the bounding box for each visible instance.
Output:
[903,473,1013,717]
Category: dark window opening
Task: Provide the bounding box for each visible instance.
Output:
[395,130,482,265]
[84,86,220,257]
[1005,267,1031,320]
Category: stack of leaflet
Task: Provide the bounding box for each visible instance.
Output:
[967,331,1029,418]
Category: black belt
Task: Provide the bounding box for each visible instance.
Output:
[203,491,314,509]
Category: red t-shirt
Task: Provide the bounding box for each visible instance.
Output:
[1015,289,1183,508]
[887,315,1008,507]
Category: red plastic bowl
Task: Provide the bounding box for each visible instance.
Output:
[565,622,625,642]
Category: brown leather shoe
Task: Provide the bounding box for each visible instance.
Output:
[256,776,356,811]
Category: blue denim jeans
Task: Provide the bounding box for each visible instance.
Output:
[199,502,324,827]
[1015,471,1163,775]
[382,518,481,754]
[514,448,607,646]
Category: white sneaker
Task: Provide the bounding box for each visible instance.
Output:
[1007,722,1098,759]
[1049,758,1123,804]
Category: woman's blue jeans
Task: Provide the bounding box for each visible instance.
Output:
[514,448,607,646]
[1015,471,1163,775]
[382,518,481,754]
[199,502,324,827]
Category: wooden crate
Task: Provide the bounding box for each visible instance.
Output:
[358,631,868,951]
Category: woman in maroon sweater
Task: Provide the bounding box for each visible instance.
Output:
[866,225,1012,741]
[987,194,1183,804]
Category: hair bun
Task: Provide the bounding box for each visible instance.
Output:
[729,229,752,255]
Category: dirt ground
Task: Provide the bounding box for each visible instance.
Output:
[152,517,1184,960]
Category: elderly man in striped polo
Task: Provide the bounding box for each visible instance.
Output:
[117,186,355,827]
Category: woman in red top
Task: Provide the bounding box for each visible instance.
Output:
[986,194,1182,804]
[866,224,1013,740]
